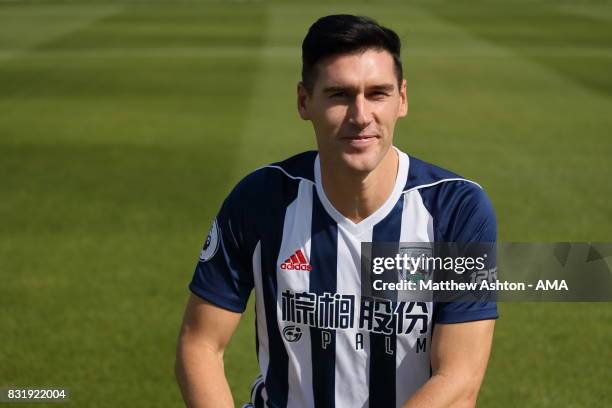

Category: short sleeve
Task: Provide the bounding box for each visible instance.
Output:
[189,183,254,313]
[433,182,499,324]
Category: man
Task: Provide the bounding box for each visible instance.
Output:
[176,14,497,408]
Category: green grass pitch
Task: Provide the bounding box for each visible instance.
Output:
[1,0,611,406]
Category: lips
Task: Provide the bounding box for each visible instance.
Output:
[341,134,379,147]
[349,134,376,139]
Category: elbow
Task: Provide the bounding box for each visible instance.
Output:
[175,330,190,386]
[461,393,478,408]
[456,381,482,408]
[174,337,184,385]
[436,371,482,408]
[174,349,183,384]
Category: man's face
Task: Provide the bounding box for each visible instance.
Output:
[298,48,407,174]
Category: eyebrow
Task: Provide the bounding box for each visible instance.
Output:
[322,83,396,94]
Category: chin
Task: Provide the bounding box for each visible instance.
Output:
[339,149,382,174]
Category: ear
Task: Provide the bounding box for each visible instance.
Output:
[398,79,408,118]
[297,82,311,120]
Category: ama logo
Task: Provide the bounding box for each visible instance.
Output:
[199,219,219,262]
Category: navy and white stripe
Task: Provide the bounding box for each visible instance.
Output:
[190,147,497,407]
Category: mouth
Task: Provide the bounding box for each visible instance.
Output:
[340,134,379,147]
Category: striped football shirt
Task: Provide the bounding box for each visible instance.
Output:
[190,146,498,408]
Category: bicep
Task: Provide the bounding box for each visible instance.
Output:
[179,293,242,353]
[431,320,496,386]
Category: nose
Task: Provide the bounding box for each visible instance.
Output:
[347,94,371,128]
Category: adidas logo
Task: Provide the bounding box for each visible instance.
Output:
[280,249,312,271]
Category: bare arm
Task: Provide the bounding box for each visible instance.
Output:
[402,319,495,408]
[175,294,242,408]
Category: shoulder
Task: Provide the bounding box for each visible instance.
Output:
[403,155,479,192]
[219,151,317,230]
[404,155,496,241]
[228,150,317,201]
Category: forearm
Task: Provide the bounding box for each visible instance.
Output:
[401,373,477,408]
[175,339,234,408]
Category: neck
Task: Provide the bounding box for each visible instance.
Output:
[319,148,399,224]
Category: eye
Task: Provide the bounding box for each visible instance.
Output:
[330,91,347,98]
[370,91,390,99]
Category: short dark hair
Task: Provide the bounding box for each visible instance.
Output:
[301,14,403,94]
